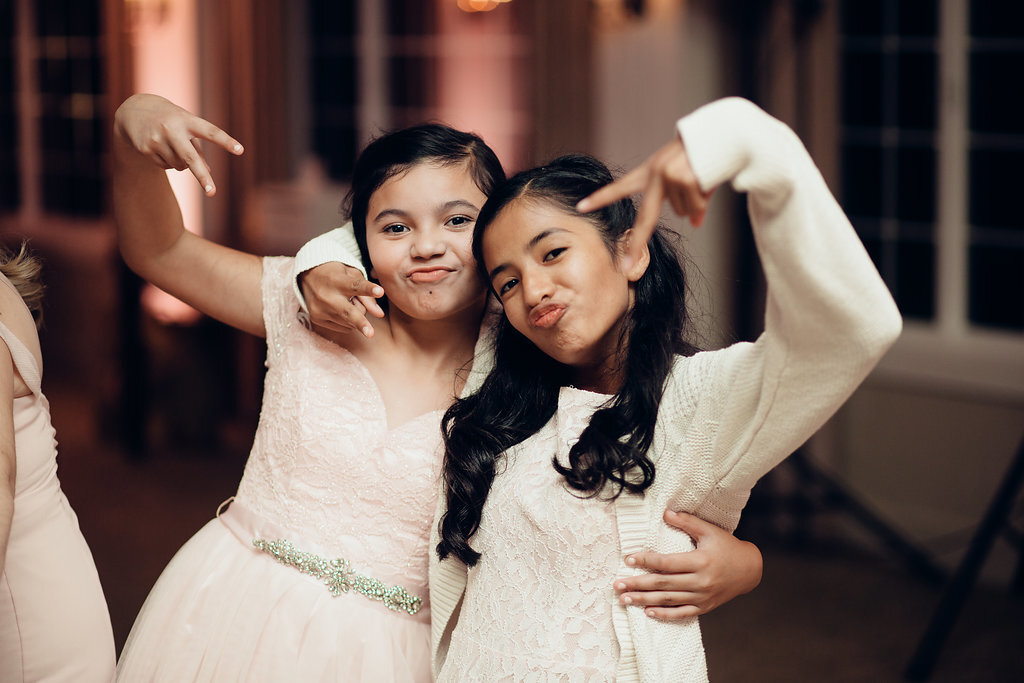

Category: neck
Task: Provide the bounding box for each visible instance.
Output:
[570,360,622,395]
[380,296,487,367]
[569,313,630,395]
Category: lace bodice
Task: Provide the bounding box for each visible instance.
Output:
[440,388,626,681]
[235,257,443,611]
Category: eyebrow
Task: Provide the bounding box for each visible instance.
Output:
[372,199,480,224]
[487,228,568,282]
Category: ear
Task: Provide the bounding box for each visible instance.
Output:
[617,229,650,283]
[369,267,378,281]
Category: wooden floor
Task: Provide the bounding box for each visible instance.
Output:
[47,377,1023,682]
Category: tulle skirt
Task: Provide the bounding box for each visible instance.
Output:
[116,503,431,682]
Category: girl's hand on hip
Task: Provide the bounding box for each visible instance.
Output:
[614,509,763,620]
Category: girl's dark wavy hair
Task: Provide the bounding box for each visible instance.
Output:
[438,154,699,566]
[343,123,505,283]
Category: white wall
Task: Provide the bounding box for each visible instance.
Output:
[592,0,737,348]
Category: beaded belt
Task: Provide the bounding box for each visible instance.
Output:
[252,538,422,615]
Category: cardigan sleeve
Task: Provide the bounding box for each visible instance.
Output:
[665,97,902,495]
[289,222,367,313]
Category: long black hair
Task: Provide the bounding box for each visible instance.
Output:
[438,154,699,566]
[344,123,505,278]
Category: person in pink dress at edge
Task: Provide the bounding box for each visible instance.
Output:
[110,93,763,682]
[428,98,902,681]
[1,242,116,682]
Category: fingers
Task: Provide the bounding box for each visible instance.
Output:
[617,589,700,609]
[355,294,386,319]
[638,605,703,620]
[576,164,649,213]
[169,136,216,196]
[662,508,715,540]
[195,120,244,157]
[301,263,385,338]
[630,178,666,246]
[624,549,704,574]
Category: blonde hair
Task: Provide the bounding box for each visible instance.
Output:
[0,241,45,323]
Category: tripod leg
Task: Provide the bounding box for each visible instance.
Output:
[905,436,1024,681]
[790,450,945,581]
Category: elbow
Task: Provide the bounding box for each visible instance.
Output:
[852,300,902,369]
[875,297,903,353]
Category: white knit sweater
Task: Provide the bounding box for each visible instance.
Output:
[291,97,901,682]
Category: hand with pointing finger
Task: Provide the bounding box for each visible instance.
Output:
[113,93,244,197]
[577,137,713,270]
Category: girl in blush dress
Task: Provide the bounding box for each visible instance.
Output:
[1,243,116,682]
[111,94,500,681]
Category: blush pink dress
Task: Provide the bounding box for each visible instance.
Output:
[0,273,116,682]
[116,257,444,682]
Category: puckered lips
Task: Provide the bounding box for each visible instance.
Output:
[529,302,566,328]
[407,266,455,284]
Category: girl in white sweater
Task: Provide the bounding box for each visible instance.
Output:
[432,97,902,681]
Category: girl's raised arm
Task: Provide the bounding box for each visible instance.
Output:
[113,94,265,337]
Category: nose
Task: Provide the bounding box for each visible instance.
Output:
[521,267,554,306]
[410,227,447,259]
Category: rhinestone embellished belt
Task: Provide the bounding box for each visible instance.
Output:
[252,538,423,615]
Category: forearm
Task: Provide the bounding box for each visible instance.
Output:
[291,224,366,312]
[111,99,265,335]
[112,130,190,279]
[674,99,901,487]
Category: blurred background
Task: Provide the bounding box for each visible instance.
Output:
[1,0,1022,680]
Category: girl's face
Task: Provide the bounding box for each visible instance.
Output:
[365,161,488,321]
[482,198,644,381]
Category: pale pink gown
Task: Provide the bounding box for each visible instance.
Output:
[116,257,441,681]
[0,274,116,682]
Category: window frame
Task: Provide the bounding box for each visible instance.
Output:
[838,0,1024,403]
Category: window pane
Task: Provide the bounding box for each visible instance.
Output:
[388,54,439,112]
[35,0,105,217]
[896,241,935,320]
[842,144,883,217]
[971,4,1024,39]
[309,0,359,181]
[969,246,1024,330]
[842,51,884,127]
[897,51,936,129]
[309,0,356,34]
[312,54,357,107]
[314,121,358,180]
[970,52,1024,135]
[0,1,17,212]
[896,146,935,222]
[388,0,437,36]
[897,0,938,37]
[841,0,884,36]
[970,148,1024,231]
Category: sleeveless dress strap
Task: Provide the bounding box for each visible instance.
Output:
[0,274,42,395]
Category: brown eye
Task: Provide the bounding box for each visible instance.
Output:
[498,278,519,296]
[543,247,566,262]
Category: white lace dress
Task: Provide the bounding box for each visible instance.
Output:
[431,97,902,682]
[116,257,451,682]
